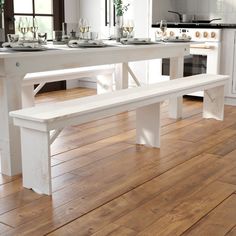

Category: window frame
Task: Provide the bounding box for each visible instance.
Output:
[4,0,65,36]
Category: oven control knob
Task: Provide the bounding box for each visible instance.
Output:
[203,32,208,38]
[211,32,216,38]
[169,31,175,37]
[195,31,201,38]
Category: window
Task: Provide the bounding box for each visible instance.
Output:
[4,0,66,92]
[4,0,64,40]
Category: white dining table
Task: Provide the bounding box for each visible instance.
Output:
[0,42,190,176]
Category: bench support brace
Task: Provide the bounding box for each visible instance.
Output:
[203,85,225,120]
[34,83,46,96]
[21,127,52,195]
[136,103,161,148]
[50,129,63,145]
[97,74,114,94]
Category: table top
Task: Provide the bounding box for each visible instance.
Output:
[0,41,190,59]
[0,41,190,77]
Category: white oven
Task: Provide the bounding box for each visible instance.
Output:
[161,28,222,96]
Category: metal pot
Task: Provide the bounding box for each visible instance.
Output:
[168,11,189,23]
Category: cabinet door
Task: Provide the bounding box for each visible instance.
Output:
[232,31,236,94]
[221,29,236,97]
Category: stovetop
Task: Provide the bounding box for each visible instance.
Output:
[152,22,236,29]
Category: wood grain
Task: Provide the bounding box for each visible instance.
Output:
[1,87,236,235]
[182,194,236,236]
[137,181,236,236]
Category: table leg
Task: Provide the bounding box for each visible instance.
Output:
[169,57,184,119]
[22,85,35,107]
[0,76,23,176]
[114,63,129,90]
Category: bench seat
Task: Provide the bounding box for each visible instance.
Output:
[10,74,229,195]
[22,65,115,107]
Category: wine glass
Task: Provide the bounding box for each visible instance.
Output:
[160,20,167,40]
[79,18,89,39]
[29,17,39,39]
[123,19,134,38]
[18,17,29,40]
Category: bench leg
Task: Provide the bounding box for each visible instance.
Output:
[21,127,52,195]
[96,74,113,94]
[203,85,225,121]
[136,103,161,148]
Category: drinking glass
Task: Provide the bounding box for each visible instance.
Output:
[18,17,29,40]
[7,34,19,43]
[38,32,47,44]
[79,18,89,39]
[160,20,167,39]
[29,17,39,39]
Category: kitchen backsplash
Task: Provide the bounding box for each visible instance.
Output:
[175,0,236,23]
[152,0,236,23]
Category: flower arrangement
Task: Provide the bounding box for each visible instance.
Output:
[113,0,130,16]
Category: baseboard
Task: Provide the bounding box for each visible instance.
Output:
[66,77,96,89]
[225,97,236,106]
[78,80,97,89]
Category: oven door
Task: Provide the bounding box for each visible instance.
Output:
[162,54,207,77]
[162,55,207,97]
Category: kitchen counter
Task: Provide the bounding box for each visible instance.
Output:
[152,23,236,29]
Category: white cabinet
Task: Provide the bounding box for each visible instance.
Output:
[221,29,236,103]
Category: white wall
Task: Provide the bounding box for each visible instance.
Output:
[64,0,78,23]
[152,0,177,23]
[78,0,108,38]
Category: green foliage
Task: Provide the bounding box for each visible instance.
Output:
[113,0,130,16]
[0,0,4,9]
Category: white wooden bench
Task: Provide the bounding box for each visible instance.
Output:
[22,65,115,107]
[10,74,229,195]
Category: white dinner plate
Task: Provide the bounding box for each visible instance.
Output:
[121,38,154,45]
[163,39,192,43]
[68,43,107,48]
[9,47,47,51]
[122,41,155,45]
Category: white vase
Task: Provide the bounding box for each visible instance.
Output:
[115,15,123,42]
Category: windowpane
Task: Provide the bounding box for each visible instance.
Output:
[14,16,53,40]
[37,16,53,40]
[13,0,33,14]
[35,0,53,14]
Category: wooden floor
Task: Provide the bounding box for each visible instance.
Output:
[1,87,236,236]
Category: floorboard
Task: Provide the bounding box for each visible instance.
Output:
[0,87,235,236]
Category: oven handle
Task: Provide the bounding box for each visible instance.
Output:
[190,44,215,50]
